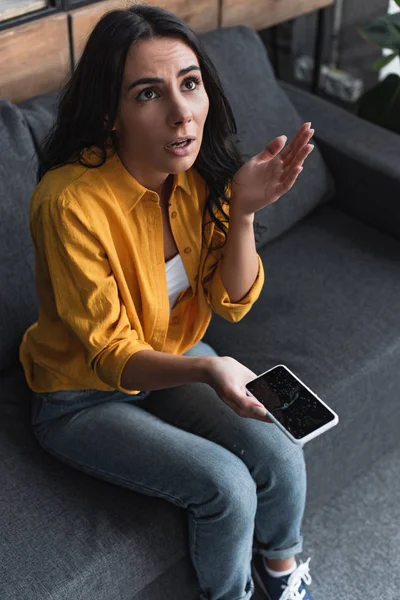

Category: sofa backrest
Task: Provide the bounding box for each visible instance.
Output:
[199,26,335,247]
[0,100,40,372]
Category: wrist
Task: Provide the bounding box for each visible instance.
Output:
[229,206,255,225]
[197,355,218,386]
[229,198,255,224]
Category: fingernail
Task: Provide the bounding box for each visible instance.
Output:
[306,122,312,127]
[253,406,267,416]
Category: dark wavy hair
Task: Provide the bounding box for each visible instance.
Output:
[39,4,245,251]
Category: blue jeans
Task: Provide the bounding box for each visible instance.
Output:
[31,340,306,600]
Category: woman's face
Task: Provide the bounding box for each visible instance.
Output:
[112,36,210,193]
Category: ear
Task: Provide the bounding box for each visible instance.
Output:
[104,115,117,132]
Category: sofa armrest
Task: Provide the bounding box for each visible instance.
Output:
[280,81,400,241]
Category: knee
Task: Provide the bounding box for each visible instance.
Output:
[260,436,307,497]
[209,453,257,523]
[276,446,307,510]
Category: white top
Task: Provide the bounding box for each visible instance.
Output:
[165,253,190,311]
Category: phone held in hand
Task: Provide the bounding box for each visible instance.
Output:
[245,364,339,445]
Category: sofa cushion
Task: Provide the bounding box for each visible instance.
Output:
[199,26,336,248]
[0,100,39,372]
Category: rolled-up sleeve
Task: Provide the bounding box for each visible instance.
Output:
[37,193,153,392]
[207,254,264,322]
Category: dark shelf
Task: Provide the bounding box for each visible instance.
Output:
[61,0,105,8]
[0,1,62,31]
[0,0,106,31]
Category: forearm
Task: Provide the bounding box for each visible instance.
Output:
[220,208,258,303]
[120,349,213,392]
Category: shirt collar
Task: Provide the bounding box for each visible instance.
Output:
[81,146,192,214]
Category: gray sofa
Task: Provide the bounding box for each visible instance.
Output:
[1,24,400,600]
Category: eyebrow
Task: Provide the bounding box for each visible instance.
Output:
[127,65,201,92]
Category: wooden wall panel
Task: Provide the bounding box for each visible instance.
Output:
[146,0,218,34]
[0,0,334,104]
[222,0,334,30]
[0,13,70,103]
[70,0,218,66]
[69,0,127,64]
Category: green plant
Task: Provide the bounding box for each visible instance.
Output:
[356,1,400,134]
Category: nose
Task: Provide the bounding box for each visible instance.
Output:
[167,96,193,128]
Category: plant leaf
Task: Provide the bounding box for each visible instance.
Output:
[395,0,400,8]
[372,52,399,71]
[359,16,400,50]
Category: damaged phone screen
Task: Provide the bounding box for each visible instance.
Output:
[246,365,336,440]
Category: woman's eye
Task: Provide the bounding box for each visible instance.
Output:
[137,89,158,102]
[184,77,201,90]
[136,76,202,102]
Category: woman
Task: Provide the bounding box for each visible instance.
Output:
[19,5,315,600]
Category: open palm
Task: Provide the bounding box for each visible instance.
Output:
[231,122,315,217]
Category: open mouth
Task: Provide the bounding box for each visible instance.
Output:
[165,138,194,149]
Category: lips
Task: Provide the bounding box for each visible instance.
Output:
[165,137,195,148]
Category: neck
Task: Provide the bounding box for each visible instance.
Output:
[115,147,171,198]
[160,174,173,207]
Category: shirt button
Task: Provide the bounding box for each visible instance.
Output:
[184,247,192,254]
[172,316,180,324]
[171,211,177,218]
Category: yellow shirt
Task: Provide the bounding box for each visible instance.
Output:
[19,147,265,395]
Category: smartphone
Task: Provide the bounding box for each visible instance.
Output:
[245,364,339,445]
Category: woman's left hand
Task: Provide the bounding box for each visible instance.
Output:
[230,122,315,217]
